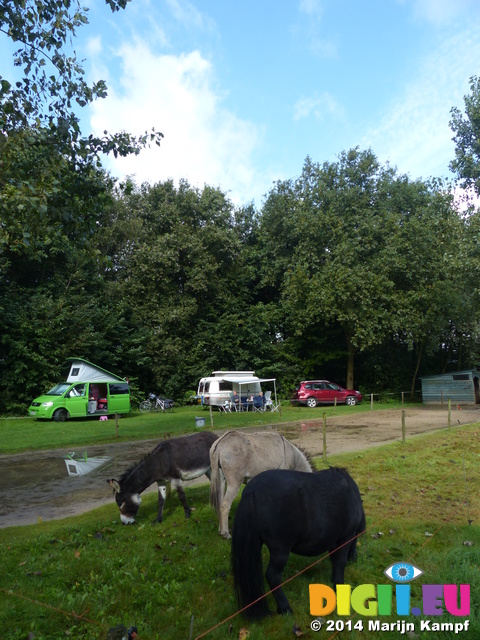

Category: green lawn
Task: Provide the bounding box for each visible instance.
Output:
[1,421,478,640]
[1,400,406,455]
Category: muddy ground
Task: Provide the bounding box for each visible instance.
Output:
[1,405,478,528]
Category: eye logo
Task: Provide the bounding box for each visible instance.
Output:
[384,562,423,583]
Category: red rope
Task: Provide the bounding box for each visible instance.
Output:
[0,586,105,628]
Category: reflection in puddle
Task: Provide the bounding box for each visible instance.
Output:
[64,455,112,476]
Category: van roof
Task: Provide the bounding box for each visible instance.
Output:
[66,358,126,383]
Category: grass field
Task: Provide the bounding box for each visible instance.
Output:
[0,401,404,455]
[1,420,478,640]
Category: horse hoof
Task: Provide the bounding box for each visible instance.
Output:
[220,532,231,540]
[278,607,293,616]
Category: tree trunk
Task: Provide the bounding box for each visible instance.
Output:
[345,331,355,390]
[410,342,423,401]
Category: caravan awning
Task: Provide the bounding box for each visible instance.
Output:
[221,376,276,384]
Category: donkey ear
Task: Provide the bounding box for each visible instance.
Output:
[108,479,121,493]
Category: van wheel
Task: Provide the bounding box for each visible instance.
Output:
[53,408,68,422]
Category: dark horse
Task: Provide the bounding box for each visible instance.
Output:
[231,467,365,618]
[108,431,218,524]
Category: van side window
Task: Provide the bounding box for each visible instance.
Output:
[219,381,233,391]
[109,383,129,395]
[69,384,86,397]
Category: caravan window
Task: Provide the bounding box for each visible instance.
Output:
[219,381,233,391]
[199,381,210,393]
[109,383,129,395]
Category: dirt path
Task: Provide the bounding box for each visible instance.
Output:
[1,406,478,528]
[282,404,480,457]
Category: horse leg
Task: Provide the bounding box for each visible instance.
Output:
[329,544,350,586]
[172,480,191,519]
[154,482,170,522]
[265,548,292,615]
[219,480,241,539]
[347,537,358,563]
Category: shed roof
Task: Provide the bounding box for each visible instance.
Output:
[420,369,480,380]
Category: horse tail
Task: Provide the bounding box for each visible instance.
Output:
[209,438,223,517]
[231,490,269,618]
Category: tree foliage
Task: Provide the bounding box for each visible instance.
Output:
[259,149,472,395]
[1,5,478,413]
[450,75,480,197]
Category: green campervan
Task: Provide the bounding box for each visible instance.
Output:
[29,358,131,421]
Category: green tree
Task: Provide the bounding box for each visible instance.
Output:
[259,149,466,395]
[102,180,263,398]
[0,1,162,413]
[450,75,480,197]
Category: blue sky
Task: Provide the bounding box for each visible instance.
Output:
[41,1,480,205]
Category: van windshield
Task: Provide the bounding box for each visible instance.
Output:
[46,383,71,396]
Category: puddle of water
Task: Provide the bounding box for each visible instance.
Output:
[0,439,168,528]
[0,457,67,490]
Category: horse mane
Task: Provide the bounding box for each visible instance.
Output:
[291,442,315,471]
[314,465,349,475]
[118,440,167,483]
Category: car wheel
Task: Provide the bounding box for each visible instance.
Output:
[345,396,356,406]
[53,408,68,422]
[306,397,318,408]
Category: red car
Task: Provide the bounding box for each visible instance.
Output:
[291,380,363,408]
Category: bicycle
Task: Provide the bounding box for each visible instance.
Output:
[139,392,174,413]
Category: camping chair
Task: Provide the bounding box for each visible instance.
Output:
[252,395,265,412]
[264,390,280,412]
[220,400,232,413]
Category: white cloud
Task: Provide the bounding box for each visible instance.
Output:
[402,0,480,27]
[361,26,480,180]
[165,0,214,32]
[88,41,265,205]
[299,0,324,19]
[293,92,345,122]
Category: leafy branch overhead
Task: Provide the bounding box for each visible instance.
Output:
[0,0,163,162]
[0,0,162,269]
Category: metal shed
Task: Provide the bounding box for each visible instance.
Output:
[420,370,480,405]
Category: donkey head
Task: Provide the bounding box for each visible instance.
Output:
[108,479,141,525]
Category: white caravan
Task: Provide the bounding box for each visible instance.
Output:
[197,371,263,407]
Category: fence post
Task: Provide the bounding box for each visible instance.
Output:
[401,391,404,406]
[370,393,373,411]
[448,399,451,429]
[209,405,214,428]
[334,397,337,414]
[401,409,406,443]
[115,413,119,438]
[323,412,327,463]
